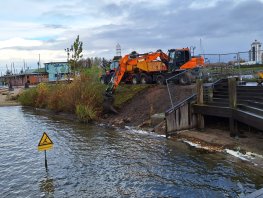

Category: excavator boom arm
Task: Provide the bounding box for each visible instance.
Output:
[105,54,129,95]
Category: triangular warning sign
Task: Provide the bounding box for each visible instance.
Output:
[38,132,53,151]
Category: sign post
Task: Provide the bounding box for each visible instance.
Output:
[38,132,53,169]
[44,150,47,169]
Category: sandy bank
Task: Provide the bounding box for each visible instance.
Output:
[170,128,263,168]
[0,87,22,106]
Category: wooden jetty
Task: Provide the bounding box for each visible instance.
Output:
[166,78,263,137]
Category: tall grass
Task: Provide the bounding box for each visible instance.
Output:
[19,71,105,121]
[18,87,38,107]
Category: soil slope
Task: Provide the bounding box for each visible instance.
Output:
[103,84,195,126]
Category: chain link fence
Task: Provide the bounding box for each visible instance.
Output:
[165,70,197,109]
[200,50,263,82]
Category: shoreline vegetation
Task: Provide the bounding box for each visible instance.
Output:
[17,68,150,122]
[19,69,105,122]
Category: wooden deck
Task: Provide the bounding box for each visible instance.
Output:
[194,79,263,133]
[165,78,263,137]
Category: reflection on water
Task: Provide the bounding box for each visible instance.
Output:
[39,173,54,196]
[0,106,262,197]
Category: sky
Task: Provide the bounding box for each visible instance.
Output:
[0,0,263,73]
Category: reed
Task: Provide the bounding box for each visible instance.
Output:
[19,71,105,121]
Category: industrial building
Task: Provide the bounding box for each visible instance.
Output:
[44,62,70,82]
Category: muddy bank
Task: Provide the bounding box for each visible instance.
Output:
[102,84,196,126]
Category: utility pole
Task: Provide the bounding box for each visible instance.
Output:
[190,46,196,56]
[38,54,40,83]
[23,60,26,73]
[6,64,8,75]
[13,62,16,87]
[65,48,72,82]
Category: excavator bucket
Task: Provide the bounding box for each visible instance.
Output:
[103,93,118,114]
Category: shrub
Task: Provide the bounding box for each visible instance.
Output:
[19,69,105,120]
[18,87,38,106]
[70,73,104,118]
[75,104,97,122]
[47,84,67,112]
[35,83,49,108]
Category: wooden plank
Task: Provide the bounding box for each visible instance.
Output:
[180,105,188,130]
[233,110,263,131]
[175,109,179,130]
[166,111,176,133]
[193,104,232,117]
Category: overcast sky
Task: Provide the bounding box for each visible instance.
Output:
[0,0,263,73]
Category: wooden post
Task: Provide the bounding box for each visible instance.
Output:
[196,79,205,130]
[228,77,237,109]
[208,86,213,102]
[228,77,237,137]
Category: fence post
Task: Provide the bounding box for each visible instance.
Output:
[196,79,204,130]
[237,52,241,80]
[228,77,237,137]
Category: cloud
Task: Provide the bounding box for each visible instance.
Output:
[44,24,67,29]
[0,0,263,73]
[0,38,43,49]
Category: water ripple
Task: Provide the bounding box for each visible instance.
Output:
[0,106,262,197]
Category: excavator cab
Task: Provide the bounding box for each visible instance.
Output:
[168,48,191,72]
[100,56,121,84]
[109,60,119,71]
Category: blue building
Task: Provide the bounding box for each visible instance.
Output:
[44,62,70,81]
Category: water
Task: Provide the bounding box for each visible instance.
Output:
[0,106,262,197]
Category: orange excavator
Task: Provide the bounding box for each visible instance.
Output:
[103,50,168,113]
[105,50,169,94]
[103,48,204,113]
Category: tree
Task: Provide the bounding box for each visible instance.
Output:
[70,35,83,73]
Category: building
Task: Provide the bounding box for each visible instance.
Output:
[0,68,48,86]
[44,62,70,82]
[249,40,262,64]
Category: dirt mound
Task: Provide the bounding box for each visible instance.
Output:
[103,84,196,126]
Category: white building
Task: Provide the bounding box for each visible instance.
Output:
[249,40,262,64]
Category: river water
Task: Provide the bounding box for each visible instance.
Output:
[0,106,262,197]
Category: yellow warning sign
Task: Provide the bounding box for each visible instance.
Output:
[38,132,53,151]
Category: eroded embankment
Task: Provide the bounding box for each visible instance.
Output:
[102,84,263,169]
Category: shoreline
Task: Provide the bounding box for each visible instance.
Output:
[0,101,20,107]
[169,128,263,169]
[0,87,22,107]
[2,87,263,171]
[32,106,263,170]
